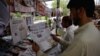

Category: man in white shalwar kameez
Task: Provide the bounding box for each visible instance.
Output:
[58,0,100,56]
[32,0,100,56]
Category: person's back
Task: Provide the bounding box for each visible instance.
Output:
[75,22,100,56]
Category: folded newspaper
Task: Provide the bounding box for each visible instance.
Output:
[30,20,56,52]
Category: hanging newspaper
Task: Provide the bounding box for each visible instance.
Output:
[30,20,56,51]
[23,0,34,7]
[24,15,33,27]
[10,18,28,45]
[14,0,35,12]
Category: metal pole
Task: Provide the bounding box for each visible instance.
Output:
[57,0,60,8]
[34,0,37,20]
[56,0,60,35]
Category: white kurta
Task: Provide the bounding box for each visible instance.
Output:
[59,22,100,56]
[63,25,78,43]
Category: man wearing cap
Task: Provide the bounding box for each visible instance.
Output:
[32,0,100,56]
[58,0,100,56]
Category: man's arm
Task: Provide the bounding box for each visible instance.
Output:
[51,34,69,49]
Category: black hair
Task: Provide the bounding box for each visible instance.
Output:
[97,21,100,25]
[62,16,72,25]
[67,0,95,17]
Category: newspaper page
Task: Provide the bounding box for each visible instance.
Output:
[30,20,56,51]
[18,45,36,56]
[10,19,28,45]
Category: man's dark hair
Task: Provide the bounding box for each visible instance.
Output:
[67,0,95,17]
[62,16,72,25]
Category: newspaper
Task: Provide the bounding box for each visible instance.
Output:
[18,45,36,56]
[30,20,56,51]
[10,19,28,45]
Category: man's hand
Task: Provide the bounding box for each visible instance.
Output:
[50,34,60,42]
[32,41,40,53]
